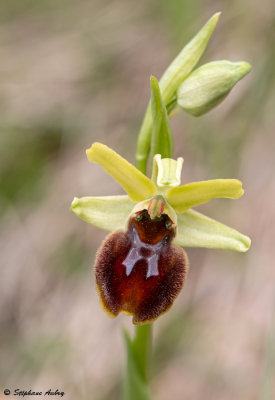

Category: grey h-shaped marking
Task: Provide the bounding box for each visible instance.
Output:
[122,228,163,279]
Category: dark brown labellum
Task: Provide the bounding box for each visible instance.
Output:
[95,209,188,324]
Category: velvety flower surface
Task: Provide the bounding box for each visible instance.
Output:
[95,209,188,324]
[71,142,250,324]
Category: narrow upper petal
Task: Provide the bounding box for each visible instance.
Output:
[86,142,157,202]
[166,179,244,213]
[175,209,251,252]
[71,195,135,232]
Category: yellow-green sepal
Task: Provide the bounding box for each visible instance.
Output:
[86,143,157,202]
[175,209,251,252]
[177,60,251,116]
[166,179,244,213]
[71,195,135,231]
[150,76,174,162]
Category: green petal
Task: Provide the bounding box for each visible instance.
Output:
[86,143,157,202]
[175,209,251,252]
[71,195,135,232]
[150,76,174,161]
[166,179,244,213]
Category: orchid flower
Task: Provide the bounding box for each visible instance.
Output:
[71,142,250,324]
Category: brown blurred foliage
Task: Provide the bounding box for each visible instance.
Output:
[0,1,275,399]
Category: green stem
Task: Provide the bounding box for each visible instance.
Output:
[124,106,154,398]
[124,72,175,400]
[123,324,152,400]
[134,324,152,381]
[136,105,151,174]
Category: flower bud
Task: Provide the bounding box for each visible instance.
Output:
[177,60,251,116]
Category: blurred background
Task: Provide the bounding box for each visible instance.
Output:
[1,0,275,399]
